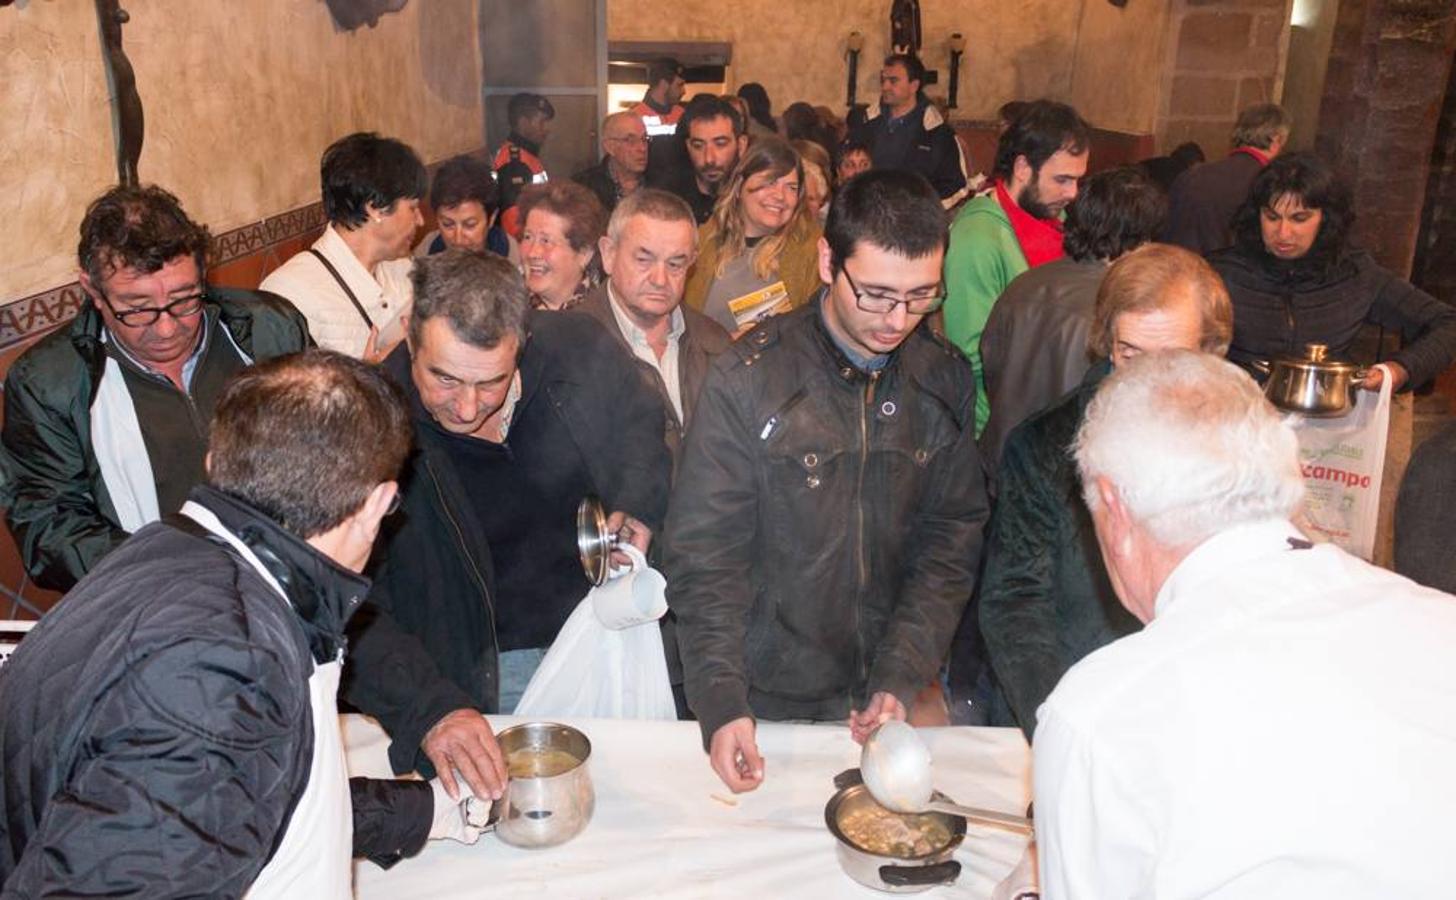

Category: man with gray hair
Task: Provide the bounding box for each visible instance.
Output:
[1162,102,1290,254]
[580,188,730,469]
[1035,350,1456,898]
[343,249,671,793]
[574,112,650,212]
[974,243,1233,734]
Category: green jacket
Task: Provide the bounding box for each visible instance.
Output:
[943,192,1027,435]
[977,362,1140,739]
[0,289,311,590]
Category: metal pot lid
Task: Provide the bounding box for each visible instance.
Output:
[576,495,613,587]
[1272,342,1361,372]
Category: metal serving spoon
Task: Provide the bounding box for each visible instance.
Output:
[860,720,1034,835]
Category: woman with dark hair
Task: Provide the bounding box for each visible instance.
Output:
[737,82,778,136]
[1208,153,1456,391]
[684,137,822,334]
[416,154,511,260]
[516,181,607,310]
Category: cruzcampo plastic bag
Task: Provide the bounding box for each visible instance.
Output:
[1288,364,1393,561]
[514,545,677,719]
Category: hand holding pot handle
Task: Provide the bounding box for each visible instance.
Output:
[1359,362,1406,392]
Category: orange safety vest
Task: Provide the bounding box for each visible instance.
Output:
[492,140,549,239]
[629,100,685,139]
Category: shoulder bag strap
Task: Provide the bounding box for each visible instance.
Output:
[307,248,376,329]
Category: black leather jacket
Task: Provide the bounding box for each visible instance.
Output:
[663,299,989,743]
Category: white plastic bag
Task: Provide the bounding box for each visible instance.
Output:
[1287,364,1393,561]
[513,545,677,719]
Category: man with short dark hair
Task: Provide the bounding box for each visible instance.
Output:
[977,244,1234,739]
[345,250,671,758]
[978,166,1168,472]
[848,53,969,207]
[944,99,1092,434]
[648,95,747,224]
[573,111,650,212]
[0,351,481,896]
[1162,102,1289,254]
[664,170,988,793]
[262,131,424,359]
[630,57,687,139]
[1,184,310,592]
[492,93,556,240]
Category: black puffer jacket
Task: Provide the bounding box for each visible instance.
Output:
[663,299,989,744]
[0,486,431,896]
[344,310,671,772]
[1209,245,1456,389]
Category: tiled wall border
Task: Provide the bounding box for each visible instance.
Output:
[0,201,328,352]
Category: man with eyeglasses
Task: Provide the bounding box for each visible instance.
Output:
[0,184,310,591]
[663,170,988,793]
[574,112,650,213]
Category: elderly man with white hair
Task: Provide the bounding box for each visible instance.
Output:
[1034,350,1456,899]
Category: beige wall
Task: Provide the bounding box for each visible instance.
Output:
[0,0,483,301]
[608,0,1168,133]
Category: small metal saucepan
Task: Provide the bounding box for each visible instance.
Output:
[1253,343,1369,418]
[468,722,595,848]
[825,770,967,893]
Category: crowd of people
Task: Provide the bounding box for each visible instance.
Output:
[1,50,1454,898]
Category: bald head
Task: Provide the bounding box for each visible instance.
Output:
[602,112,648,175]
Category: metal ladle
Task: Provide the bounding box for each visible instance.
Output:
[860,720,1033,834]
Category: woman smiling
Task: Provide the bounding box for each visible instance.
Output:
[684,137,823,335]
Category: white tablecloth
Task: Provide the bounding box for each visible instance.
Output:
[345,714,1032,898]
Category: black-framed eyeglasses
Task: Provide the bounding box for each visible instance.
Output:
[839,267,945,315]
[99,290,207,327]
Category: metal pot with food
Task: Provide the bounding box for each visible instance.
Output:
[468,722,595,848]
[1253,343,1369,417]
[825,771,966,893]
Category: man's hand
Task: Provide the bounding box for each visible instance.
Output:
[362,325,404,365]
[849,691,908,745]
[708,716,765,793]
[605,510,653,566]
[422,708,508,802]
[1361,361,1408,392]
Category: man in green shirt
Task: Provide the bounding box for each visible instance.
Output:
[943,100,1091,433]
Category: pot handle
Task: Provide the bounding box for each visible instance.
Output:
[1249,358,1271,377]
[879,861,962,888]
[465,796,504,834]
[833,768,863,791]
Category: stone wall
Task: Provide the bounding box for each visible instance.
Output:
[1154,0,1294,158]
[608,0,1170,135]
[1316,0,1456,276]
[1413,51,1456,303]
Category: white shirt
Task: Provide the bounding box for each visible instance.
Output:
[607,283,685,422]
[181,501,353,900]
[1034,518,1456,899]
[260,224,412,357]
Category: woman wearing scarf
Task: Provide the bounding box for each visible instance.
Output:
[683,137,822,336]
[1209,153,1456,393]
[517,181,606,311]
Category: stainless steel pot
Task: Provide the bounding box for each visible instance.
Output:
[825,772,966,893]
[471,722,595,848]
[576,495,618,586]
[1255,343,1368,417]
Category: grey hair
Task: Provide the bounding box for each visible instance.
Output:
[606,188,699,244]
[1074,350,1305,547]
[1231,103,1291,151]
[409,249,529,350]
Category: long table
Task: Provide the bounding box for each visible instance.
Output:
[345,714,1032,898]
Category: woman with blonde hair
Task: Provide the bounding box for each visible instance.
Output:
[684,136,822,334]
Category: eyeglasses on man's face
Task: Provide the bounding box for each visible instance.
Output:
[100,290,207,327]
[607,134,649,148]
[839,266,944,315]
